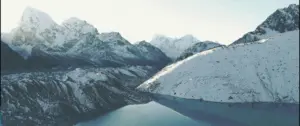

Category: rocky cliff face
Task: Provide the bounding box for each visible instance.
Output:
[1,66,157,126]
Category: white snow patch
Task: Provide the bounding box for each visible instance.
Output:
[65,68,108,84]
[37,99,52,112]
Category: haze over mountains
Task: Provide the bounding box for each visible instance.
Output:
[1,3,299,126]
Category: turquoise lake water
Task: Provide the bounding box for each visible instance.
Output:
[77,94,299,126]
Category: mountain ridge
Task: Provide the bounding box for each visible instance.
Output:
[150,34,207,59]
[230,4,299,45]
[138,4,299,103]
[1,7,171,71]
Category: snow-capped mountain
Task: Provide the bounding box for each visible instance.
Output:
[138,30,299,103]
[98,32,129,43]
[231,4,299,45]
[1,66,157,126]
[0,7,171,125]
[134,40,172,66]
[1,7,171,70]
[61,17,99,49]
[63,35,171,68]
[150,34,201,59]
[7,7,66,56]
[176,41,224,61]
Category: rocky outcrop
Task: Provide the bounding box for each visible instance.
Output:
[230,4,299,45]
[1,66,157,126]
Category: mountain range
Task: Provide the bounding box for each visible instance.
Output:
[0,7,172,126]
[1,3,299,126]
[1,7,171,72]
[149,34,223,60]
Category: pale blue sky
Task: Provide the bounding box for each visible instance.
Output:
[1,0,299,44]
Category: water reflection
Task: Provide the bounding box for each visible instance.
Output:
[77,94,299,126]
[76,101,208,126]
[153,94,299,126]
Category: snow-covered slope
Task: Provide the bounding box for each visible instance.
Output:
[7,7,66,55]
[150,34,201,59]
[138,30,299,103]
[230,4,299,45]
[176,41,224,61]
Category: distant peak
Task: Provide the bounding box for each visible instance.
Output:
[98,32,128,43]
[153,34,167,38]
[180,34,196,39]
[100,32,122,37]
[257,4,299,33]
[136,40,149,45]
[20,6,55,29]
[231,4,299,45]
[288,4,298,9]
[179,34,199,42]
[152,34,173,41]
[62,17,87,25]
[23,6,42,13]
[279,4,299,12]
[140,40,148,43]
[21,6,53,21]
[62,17,97,34]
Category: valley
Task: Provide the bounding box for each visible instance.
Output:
[1,3,299,126]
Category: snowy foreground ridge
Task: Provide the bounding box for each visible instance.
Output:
[138,30,299,103]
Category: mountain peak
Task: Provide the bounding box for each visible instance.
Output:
[22,6,46,15]
[258,4,299,33]
[136,40,150,45]
[20,6,55,29]
[137,40,147,43]
[62,17,87,25]
[230,4,299,45]
[181,34,194,38]
[151,34,174,42]
[288,4,298,9]
[179,34,199,42]
[99,32,122,38]
[62,17,97,34]
[98,32,128,42]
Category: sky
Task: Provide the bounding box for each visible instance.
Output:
[1,0,299,45]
